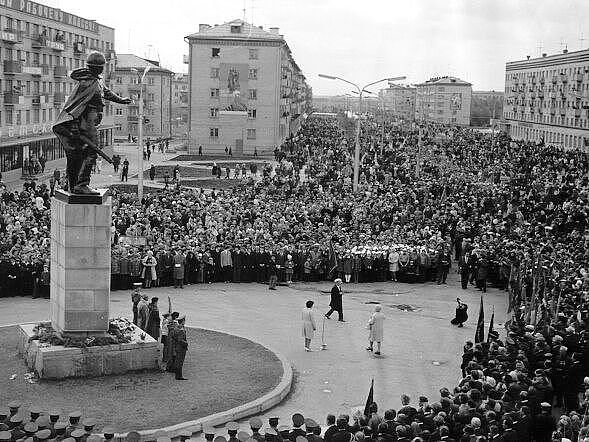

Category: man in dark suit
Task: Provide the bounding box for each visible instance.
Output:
[174,316,188,380]
[323,415,337,442]
[325,278,344,322]
[289,414,306,442]
[331,416,353,442]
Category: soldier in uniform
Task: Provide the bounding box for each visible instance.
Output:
[203,427,216,442]
[53,52,132,194]
[289,414,306,442]
[227,422,240,442]
[174,315,189,380]
[249,418,264,442]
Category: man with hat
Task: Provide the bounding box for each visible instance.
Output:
[203,426,216,442]
[268,417,280,434]
[54,422,68,440]
[226,422,240,442]
[289,414,306,442]
[7,401,21,417]
[533,402,555,442]
[66,411,82,437]
[249,418,264,442]
[71,428,86,442]
[102,427,116,441]
[9,414,25,439]
[82,418,96,437]
[24,422,38,437]
[304,419,320,442]
[179,430,192,441]
[325,279,345,322]
[264,427,278,442]
[174,315,189,380]
[36,429,53,441]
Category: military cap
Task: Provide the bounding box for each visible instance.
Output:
[102,427,116,439]
[69,411,82,420]
[36,416,50,429]
[8,401,21,412]
[291,414,304,427]
[63,438,76,442]
[83,418,97,430]
[35,429,52,440]
[29,407,42,419]
[237,431,250,442]
[0,432,11,442]
[213,437,227,442]
[268,417,279,427]
[419,396,429,403]
[0,409,7,419]
[54,422,68,433]
[203,427,216,436]
[179,429,192,440]
[24,422,38,434]
[49,410,61,419]
[126,431,141,442]
[295,437,308,442]
[277,426,290,433]
[303,419,317,429]
[72,428,86,439]
[249,418,263,429]
[540,402,551,409]
[156,437,172,442]
[87,436,103,442]
[10,414,23,425]
[226,422,239,432]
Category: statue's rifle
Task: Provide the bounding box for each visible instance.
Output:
[79,133,114,165]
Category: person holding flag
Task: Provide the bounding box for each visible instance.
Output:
[325,278,345,322]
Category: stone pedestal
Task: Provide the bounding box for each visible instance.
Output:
[50,189,111,337]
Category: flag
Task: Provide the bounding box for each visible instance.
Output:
[328,240,338,279]
[475,296,485,343]
[364,379,374,417]
[168,296,172,314]
[486,306,495,343]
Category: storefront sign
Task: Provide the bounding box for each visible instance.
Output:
[0,0,99,33]
[0,121,55,140]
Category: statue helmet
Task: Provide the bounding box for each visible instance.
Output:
[87,52,106,67]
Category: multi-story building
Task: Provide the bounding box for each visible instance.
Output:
[378,84,416,122]
[415,76,472,125]
[0,0,115,179]
[502,49,589,149]
[471,90,503,127]
[171,73,189,138]
[185,19,311,155]
[112,54,172,141]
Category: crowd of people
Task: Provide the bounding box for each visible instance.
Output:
[1,113,589,439]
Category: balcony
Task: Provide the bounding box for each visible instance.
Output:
[54,65,68,77]
[1,28,22,43]
[127,115,139,122]
[23,66,42,76]
[574,108,582,118]
[3,60,23,74]
[3,92,21,105]
[549,107,556,115]
[559,108,566,116]
[49,40,65,51]
[31,35,48,48]
[128,84,141,92]
[574,73,583,82]
[560,73,568,83]
[539,76,545,84]
[551,76,558,83]
[31,94,41,106]
[53,92,66,105]
[74,42,85,54]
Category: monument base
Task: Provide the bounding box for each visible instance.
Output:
[17,323,161,379]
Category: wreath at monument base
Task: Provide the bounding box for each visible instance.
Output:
[29,318,135,348]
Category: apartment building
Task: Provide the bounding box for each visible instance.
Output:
[415,76,472,125]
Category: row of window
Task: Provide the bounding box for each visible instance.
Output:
[0,48,113,73]
[0,15,111,52]
[210,68,258,80]
[511,125,586,149]
[208,108,257,118]
[505,112,589,129]
[506,66,587,81]
[210,48,258,59]
[209,127,256,139]
[210,88,257,99]
[0,78,74,94]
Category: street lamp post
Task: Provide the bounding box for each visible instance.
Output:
[131,66,151,202]
[319,74,405,192]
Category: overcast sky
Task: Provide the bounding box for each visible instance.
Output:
[44,0,589,95]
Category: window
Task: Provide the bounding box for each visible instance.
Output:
[210,68,219,78]
[210,107,219,118]
[115,108,123,116]
[148,77,154,86]
[248,49,258,60]
[247,108,257,119]
[246,128,256,139]
[115,124,123,131]
[209,127,219,138]
[248,68,258,80]
[230,25,242,33]
[210,88,219,98]
[248,89,257,100]
[211,48,220,58]
[148,93,154,101]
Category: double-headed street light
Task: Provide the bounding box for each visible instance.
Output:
[318,74,406,192]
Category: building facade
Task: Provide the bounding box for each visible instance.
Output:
[378,85,416,122]
[415,76,472,125]
[471,90,503,127]
[502,49,589,149]
[112,54,172,141]
[171,73,189,138]
[0,0,115,178]
[186,19,311,155]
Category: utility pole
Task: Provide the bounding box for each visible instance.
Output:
[133,66,151,202]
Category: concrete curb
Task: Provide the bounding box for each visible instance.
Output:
[1,323,293,441]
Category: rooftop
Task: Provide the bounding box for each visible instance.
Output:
[417,76,472,87]
[186,19,284,42]
[115,54,173,74]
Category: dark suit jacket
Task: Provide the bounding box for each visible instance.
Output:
[331,430,353,442]
[289,428,306,442]
[323,425,338,442]
[329,285,342,310]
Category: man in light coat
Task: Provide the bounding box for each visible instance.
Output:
[137,294,149,330]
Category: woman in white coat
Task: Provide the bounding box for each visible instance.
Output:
[302,300,317,352]
[366,304,385,355]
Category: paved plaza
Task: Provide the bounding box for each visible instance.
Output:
[0,274,507,428]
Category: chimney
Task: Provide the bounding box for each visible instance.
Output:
[269,27,279,34]
[563,48,568,54]
[199,24,211,32]
[542,53,547,57]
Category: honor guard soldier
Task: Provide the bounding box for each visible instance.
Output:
[264,428,278,442]
[54,422,68,441]
[0,410,8,431]
[213,437,227,442]
[66,411,82,437]
[179,430,192,442]
[102,427,116,441]
[8,401,21,417]
[36,429,53,441]
[278,426,290,442]
[9,414,25,439]
[304,420,320,442]
[83,418,97,436]
[289,415,306,442]
[203,427,216,442]
[49,410,62,430]
[29,407,42,422]
[156,437,172,442]
[268,418,279,433]
[249,418,264,442]
[226,422,240,442]
[71,428,86,442]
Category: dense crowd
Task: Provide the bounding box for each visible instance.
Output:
[1,114,589,439]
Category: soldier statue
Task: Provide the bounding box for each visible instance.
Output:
[53,52,132,195]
